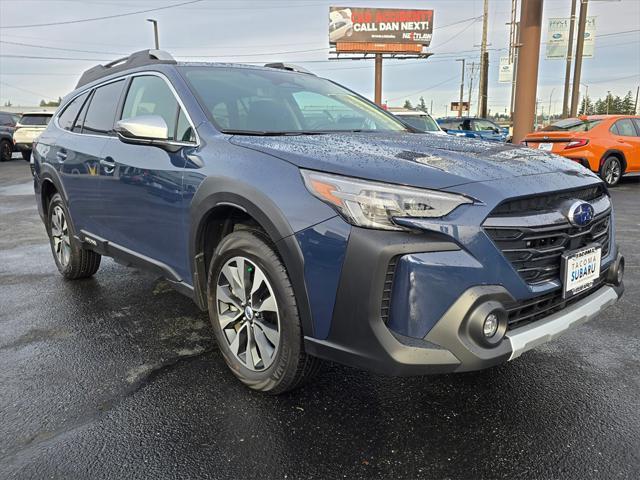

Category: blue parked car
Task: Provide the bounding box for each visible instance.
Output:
[437,116,509,142]
[33,50,624,393]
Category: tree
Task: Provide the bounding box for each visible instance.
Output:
[621,91,635,114]
[417,96,427,112]
[3,100,11,107]
[579,96,593,115]
[403,99,414,110]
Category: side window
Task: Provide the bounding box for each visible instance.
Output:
[57,92,89,131]
[633,119,640,136]
[613,119,637,137]
[82,80,125,136]
[122,75,179,139]
[0,114,13,126]
[175,109,195,143]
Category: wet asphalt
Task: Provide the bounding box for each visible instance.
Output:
[0,158,638,480]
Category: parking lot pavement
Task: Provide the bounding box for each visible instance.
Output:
[0,158,638,480]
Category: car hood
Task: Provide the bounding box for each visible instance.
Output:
[229,132,593,190]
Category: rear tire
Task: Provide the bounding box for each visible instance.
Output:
[0,140,11,162]
[600,155,623,187]
[47,193,101,279]
[207,230,321,394]
[21,150,31,162]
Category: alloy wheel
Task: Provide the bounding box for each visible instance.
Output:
[605,159,621,185]
[50,205,71,267]
[216,256,280,371]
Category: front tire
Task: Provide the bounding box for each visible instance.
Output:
[47,193,101,279]
[600,155,623,187]
[207,230,321,394]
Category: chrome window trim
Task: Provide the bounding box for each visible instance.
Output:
[54,70,200,147]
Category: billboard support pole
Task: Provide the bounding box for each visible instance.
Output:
[374,54,383,106]
[562,0,577,118]
[512,0,543,144]
[570,0,589,117]
[477,0,489,118]
[456,58,465,118]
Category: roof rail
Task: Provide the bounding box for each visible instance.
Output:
[263,63,315,75]
[76,49,176,88]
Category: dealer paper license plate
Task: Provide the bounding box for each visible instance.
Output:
[538,142,553,152]
[562,245,601,298]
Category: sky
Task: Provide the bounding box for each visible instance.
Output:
[0,0,639,116]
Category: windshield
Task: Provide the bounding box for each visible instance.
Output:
[543,118,602,132]
[400,115,440,132]
[19,114,51,126]
[180,66,408,134]
[473,119,499,131]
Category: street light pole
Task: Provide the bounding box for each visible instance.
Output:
[456,58,465,118]
[147,18,159,49]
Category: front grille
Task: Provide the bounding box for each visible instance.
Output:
[506,272,607,330]
[491,185,605,215]
[380,257,398,324]
[485,213,611,284]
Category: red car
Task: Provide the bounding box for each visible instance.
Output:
[523,115,640,186]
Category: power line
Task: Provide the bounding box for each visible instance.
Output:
[0,0,203,29]
[0,40,126,56]
[0,80,52,99]
[386,74,461,102]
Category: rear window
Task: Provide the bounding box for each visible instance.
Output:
[543,118,602,132]
[19,114,51,126]
[400,115,440,132]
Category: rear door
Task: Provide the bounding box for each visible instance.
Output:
[611,118,640,172]
[99,73,198,281]
[48,81,123,236]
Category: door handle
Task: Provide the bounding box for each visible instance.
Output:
[100,157,115,174]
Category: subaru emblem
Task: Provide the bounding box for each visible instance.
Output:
[567,201,595,227]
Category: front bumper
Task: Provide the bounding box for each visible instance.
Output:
[303,224,624,376]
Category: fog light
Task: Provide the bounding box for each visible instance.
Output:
[483,313,499,338]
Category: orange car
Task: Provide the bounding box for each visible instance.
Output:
[523,115,640,186]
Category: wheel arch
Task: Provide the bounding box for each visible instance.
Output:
[600,149,627,173]
[190,177,315,337]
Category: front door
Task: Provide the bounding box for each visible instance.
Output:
[99,74,198,282]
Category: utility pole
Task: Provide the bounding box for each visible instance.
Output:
[147,18,159,49]
[430,99,434,115]
[456,58,466,118]
[512,0,544,143]
[562,0,577,117]
[374,54,383,106]
[507,0,519,123]
[548,88,555,124]
[634,86,639,114]
[478,0,489,117]
[570,0,589,116]
[606,90,611,115]
[467,62,477,117]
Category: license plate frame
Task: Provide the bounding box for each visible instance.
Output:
[538,142,553,152]
[560,244,602,299]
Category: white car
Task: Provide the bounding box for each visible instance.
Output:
[13,112,53,161]
[393,110,447,135]
[329,9,353,43]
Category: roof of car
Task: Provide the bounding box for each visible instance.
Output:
[393,111,432,116]
[76,50,316,88]
[20,111,54,116]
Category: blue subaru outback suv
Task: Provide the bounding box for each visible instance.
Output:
[33,50,624,393]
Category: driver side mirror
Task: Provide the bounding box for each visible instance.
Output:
[115,115,176,150]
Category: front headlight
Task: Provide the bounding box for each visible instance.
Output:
[301,170,473,231]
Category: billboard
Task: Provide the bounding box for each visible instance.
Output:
[329,7,434,47]
[450,101,470,112]
[546,16,597,59]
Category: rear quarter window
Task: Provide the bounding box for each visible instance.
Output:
[57,92,89,131]
[19,114,52,126]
